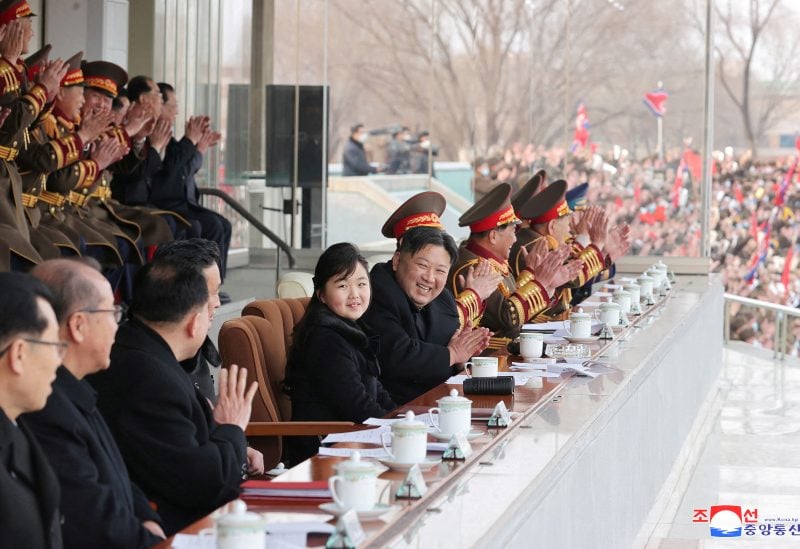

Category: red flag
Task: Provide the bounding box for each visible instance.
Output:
[672,156,686,209]
[684,150,702,182]
[643,89,668,117]
[572,103,590,152]
[782,245,794,299]
[734,184,744,205]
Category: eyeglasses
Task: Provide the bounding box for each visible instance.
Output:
[78,304,127,324]
[0,338,69,360]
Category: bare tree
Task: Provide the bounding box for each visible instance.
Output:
[714,0,783,157]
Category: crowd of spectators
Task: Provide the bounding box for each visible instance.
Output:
[471,142,800,356]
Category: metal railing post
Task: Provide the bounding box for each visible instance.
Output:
[724,293,798,359]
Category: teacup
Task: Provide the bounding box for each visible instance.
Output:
[380,411,427,464]
[612,289,631,314]
[594,301,621,327]
[464,356,498,378]
[623,283,641,304]
[567,308,592,338]
[637,275,654,299]
[215,500,267,549]
[519,332,544,360]
[428,389,472,436]
[328,451,381,512]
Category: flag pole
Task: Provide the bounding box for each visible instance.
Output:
[656,80,664,161]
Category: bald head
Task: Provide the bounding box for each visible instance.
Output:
[30,259,109,324]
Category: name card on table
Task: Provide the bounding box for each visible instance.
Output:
[396,464,427,499]
[487,401,512,428]
[442,433,472,461]
[326,510,365,548]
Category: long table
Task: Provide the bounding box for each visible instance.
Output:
[157,274,724,548]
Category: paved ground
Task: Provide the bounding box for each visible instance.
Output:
[642,344,800,548]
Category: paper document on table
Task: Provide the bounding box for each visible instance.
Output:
[318,447,390,459]
[321,426,387,444]
[509,363,562,377]
[446,373,541,386]
[522,321,564,331]
[171,534,215,549]
[363,413,435,427]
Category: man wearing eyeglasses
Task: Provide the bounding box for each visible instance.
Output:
[0,271,64,549]
[21,259,166,548]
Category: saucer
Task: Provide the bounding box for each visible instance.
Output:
[377,457,442,471]
[563,335,600,343]
[318,502,396,520]
[427,429,484,441]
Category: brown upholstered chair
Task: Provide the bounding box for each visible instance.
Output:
[218,297,358,469]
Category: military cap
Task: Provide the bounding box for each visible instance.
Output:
[80,60,127,98]
[24,43,50,82]
[517,180,570,224]
[458,182,520,232]
[61,51,84,87]
[511,169,546,212]
[381,191,446,239]
[0,0,33,25]
[566,182,589,211]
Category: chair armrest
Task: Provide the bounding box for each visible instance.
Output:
[245,421,370,437]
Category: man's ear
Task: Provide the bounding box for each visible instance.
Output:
[391,250,401,272]
[187,311,203,339]
[6,339,27,375]
[67,313,86,345]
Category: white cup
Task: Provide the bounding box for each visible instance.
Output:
[637,275,654,299]
[612,289,631,314]
[623,283,641,304]
[380,411,427,464]
[567,308,592,338]
[328,452,380,512]
[215,500,266,549]
[594,302,621,326]
[464,356,499,378]
[428,389,472,436]
[519,332,544,359]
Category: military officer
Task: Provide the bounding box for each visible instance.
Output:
[449,183,582,344]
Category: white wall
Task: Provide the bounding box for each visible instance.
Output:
[44,0,128,68]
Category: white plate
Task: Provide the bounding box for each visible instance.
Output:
[376,457,442,471]
[427,429,484,441]
[563,335,600,343]
[318,502,397,520]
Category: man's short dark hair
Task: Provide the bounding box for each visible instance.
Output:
[127,76,154,103]
[0,273,54,348]
[156,82,174,104]
[350,123,364,135]
[30,259,104,323]
[130,262,209,324]
[153,238,220,270]
[397,226,459,266]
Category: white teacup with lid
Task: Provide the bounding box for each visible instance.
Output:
[595,301,621,327]
[612,288,631,314]
[328,451,382,512]
[215,499,267,549]
[428,389,472,436]
[646,267,664,292]
[637,274,654,299]
[381,411,427,464]
[567,307,592,338]
[623,282,641,304]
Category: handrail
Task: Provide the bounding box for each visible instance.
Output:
[198,187,296,270]
[723,293,800,360]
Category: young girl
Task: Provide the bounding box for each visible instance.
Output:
[284,243,396,464]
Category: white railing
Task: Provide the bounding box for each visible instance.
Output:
[724,293,800,360]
